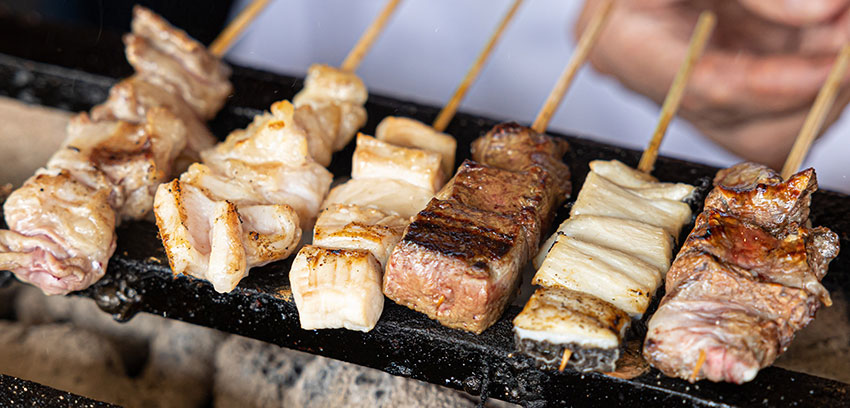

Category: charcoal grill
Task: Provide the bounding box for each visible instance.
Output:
[1,13,849,407]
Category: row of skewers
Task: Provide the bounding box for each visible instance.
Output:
[0,0,843,386]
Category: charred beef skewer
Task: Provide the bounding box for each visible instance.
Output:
[643,163,839,384]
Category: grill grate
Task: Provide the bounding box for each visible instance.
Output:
[1,15,849,407]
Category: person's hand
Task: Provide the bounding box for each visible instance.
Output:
[576,0,850,170]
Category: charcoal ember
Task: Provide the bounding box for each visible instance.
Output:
[213,335,315,408]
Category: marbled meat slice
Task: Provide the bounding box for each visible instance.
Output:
[383,199,527,334]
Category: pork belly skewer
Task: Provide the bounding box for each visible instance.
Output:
[0,3,272,295]
[380,1,621,336]
[154,0,402,294]
[643,44,848,385]
[515,11,715,373]
[290,0,525,332]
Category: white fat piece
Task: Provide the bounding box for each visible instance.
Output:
[514,287,630,349]
[375,116,457,178]
[324,178,433,220]
[533,234,661,317]
[351,134,445,194]
[313,204,407,267]
[153,180,301,293]
[290,245,384,332]
[588,160,695,201]
[571,172,692,238]
[293,64,368,151]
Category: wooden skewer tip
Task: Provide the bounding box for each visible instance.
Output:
[781,43,850,179]
[558,348,572,372]
[340,0,403,72]
[690,349,707,382]
[432,0,525,132]
[530,0,616,134]
[436,295,446,308]
[637,10,716,174]
[209,0,272,57]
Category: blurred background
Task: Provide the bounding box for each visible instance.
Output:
[2,0,849,193]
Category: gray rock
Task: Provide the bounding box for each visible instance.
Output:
[0,321,138,406]
[213,335,315,408]
[134,319,225,408]
[286,357,478,408]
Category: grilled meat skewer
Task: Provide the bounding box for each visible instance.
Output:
[643,162,839,384]
[0,7,230,295]
[382,123,570,334]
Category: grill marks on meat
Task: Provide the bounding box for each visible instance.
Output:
[516,159,694,372]
[291,122,451,332]
[0,7,230,295]
[384,123,569,334]
[644,162,840,384]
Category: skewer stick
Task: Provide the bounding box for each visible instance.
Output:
[340,0,404,72]
[432,0,525,132]
[558,348,572,372]
[781,44,850,179]
[435,295,446,308]
[637,11,715,173]
[209,0,272,57]
[530,0,615,134]
[690,349,706,382]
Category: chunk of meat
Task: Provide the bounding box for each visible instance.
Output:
[436,160,550,255]
[1,6,230,296]
[571,172,692,238]
[645,252,821,384]
[126,5,232,119]
[643,165,839,384]
[383,199,527,334]
[324,178,433,220]
[91,75,216,165]
[290,245,384,332]
[313,204,407,267]
[376,116,457,177]
[705,166,816,235]
[471,122,571,200]
[0,171,116,295]
[154,180,301,293]
[293,64,367,150]
[351,134,444,193]
[533,234,662,317]
[668,210,836,305]
[51,109,187,220]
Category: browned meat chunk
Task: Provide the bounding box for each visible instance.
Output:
[125,6,232,120]
[471,121,571,200]
[644,165,839,384]
[384,199,527,334]
[705,163,816,234]
[384,123,570,334]
[436,160,551,253]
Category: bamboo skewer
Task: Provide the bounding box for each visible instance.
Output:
[209,0,273,57]
[558,349,573,372]
[637,11,715,174]
[431,0,525,132]
[530,0,615,134]
[781,44,850,179]
[690,349,707,382]
[340,0,404,72]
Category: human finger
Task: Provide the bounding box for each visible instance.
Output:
[738,0,850,26]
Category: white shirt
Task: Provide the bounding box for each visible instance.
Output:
[226,0,850,193]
